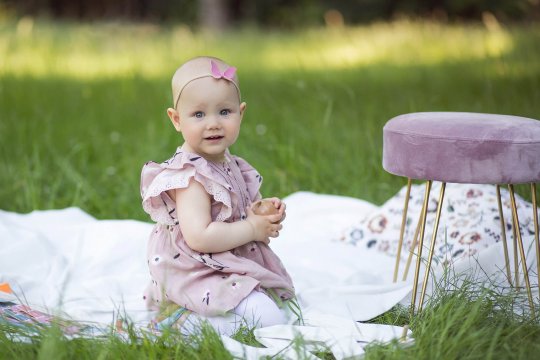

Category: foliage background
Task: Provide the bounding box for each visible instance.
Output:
[1,0,539,27]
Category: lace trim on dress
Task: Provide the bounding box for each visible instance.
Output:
[141,148,236,225]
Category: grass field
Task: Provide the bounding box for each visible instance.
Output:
[1,18,540,359]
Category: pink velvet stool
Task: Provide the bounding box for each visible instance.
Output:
[382,112,540,315]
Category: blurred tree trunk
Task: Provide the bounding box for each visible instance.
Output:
[198,0,230,31]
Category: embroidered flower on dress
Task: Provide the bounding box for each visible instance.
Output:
[151,255,162,265]
[202,291,210,305]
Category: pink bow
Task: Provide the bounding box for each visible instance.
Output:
[211,60,236,80]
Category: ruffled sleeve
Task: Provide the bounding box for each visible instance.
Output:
[141,148,234,225]
[232,155,263,202]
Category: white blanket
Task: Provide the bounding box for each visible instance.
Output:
[1,190,536,359]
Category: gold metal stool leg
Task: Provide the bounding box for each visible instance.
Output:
[508,184,536,316]
[512,221,520,288]
[402,209,423,282]
[410,180,432,316]
[419,182,446,312]
[402,192,429,282]
[394,178,412,283]
[531,183,539,299]
[496,185,513,286]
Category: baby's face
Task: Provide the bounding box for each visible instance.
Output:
[176,77,245,162]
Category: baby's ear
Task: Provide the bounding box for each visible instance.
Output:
[239,102,247,117]
[167,108,181,132]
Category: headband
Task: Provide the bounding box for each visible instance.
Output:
[173,60,241,109]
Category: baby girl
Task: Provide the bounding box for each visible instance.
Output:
[140,56,295,335]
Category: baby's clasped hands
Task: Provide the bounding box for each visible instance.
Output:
[247,198,286,243]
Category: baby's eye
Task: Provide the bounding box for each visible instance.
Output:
[220,109,231,116]
[194,111,204,118]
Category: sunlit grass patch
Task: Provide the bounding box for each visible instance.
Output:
[259,20,516,70]
[1,18,535,79]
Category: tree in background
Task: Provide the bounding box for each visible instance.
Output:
[1,0,538,29]
[198,0,228,31]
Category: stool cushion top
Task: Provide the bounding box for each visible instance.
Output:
[383,112,540,184]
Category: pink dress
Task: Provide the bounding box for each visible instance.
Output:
[140,146,295,316]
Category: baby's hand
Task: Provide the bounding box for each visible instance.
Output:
[246,205,283,244]
[252,198,286,224]
[270,197,287,223]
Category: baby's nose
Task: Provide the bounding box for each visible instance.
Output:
[206,116,222,128]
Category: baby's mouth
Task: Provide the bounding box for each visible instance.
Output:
[205,135,224,140]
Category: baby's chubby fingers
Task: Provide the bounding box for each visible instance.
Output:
[266,197,281,207]
[277,202,286,223]
[245,206,282,242]
[267,212,283,225]
[268,223,283,238]
[266,197,286,211]
[278,207,286,223]
[264,197,287,223]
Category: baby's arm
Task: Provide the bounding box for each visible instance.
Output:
[175,179,283,253]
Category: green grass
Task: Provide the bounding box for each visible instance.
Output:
[1,17,540,359]
[2,281,539,359]
[365,283,540,359]
[0,321,236,360]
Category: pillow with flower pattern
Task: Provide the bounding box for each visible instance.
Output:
[336,183,538,266]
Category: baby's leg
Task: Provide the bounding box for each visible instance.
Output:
[181,290,287,336]
[232,290,288,328]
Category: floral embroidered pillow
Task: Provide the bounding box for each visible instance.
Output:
[337,183,538,266]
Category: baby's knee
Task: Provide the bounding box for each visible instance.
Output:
[257,302,287,327]
[234,290,288,328]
